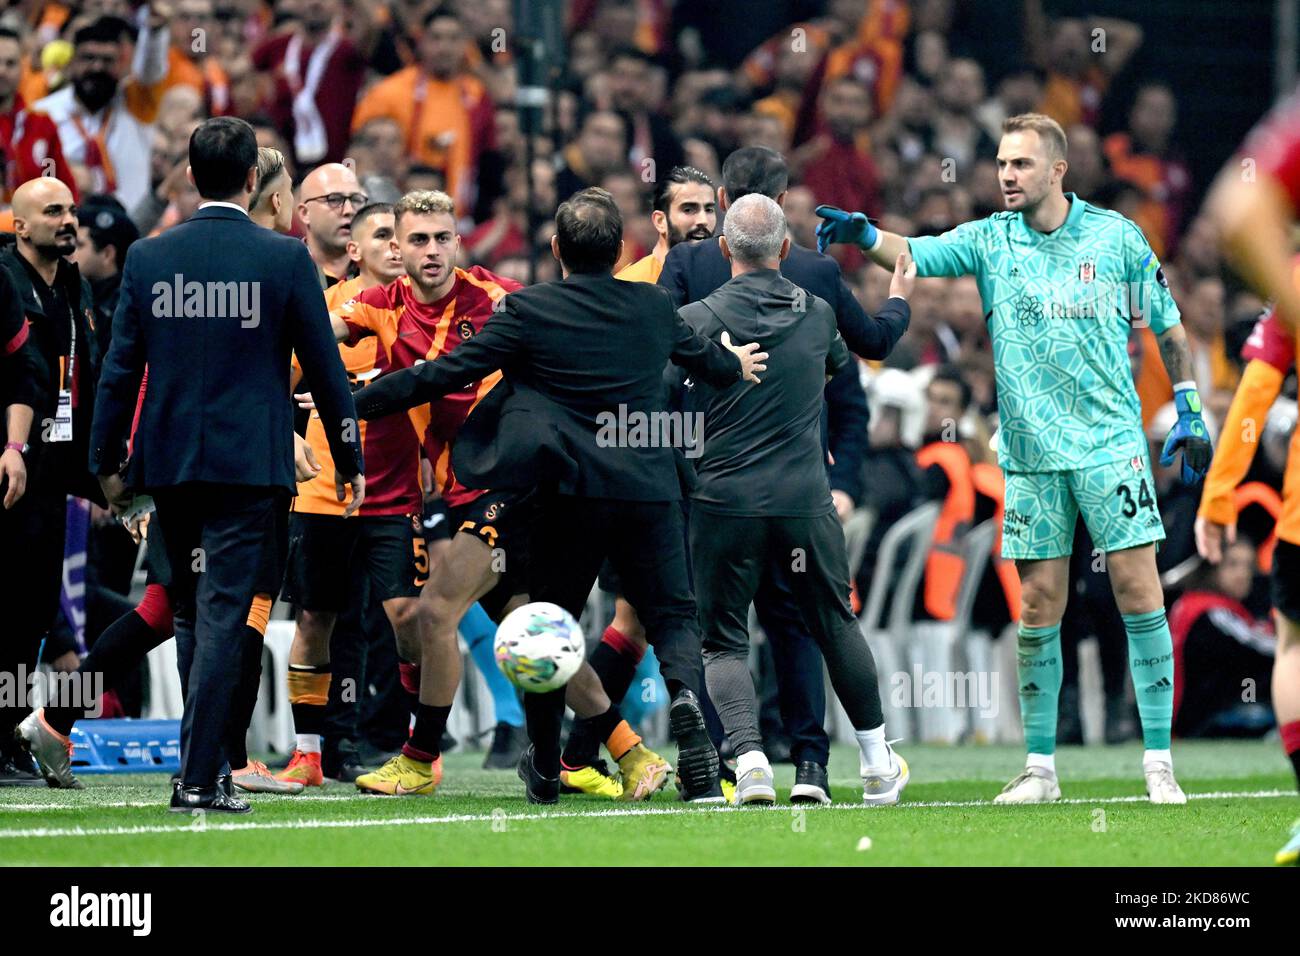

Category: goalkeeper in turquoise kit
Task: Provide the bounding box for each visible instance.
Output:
[818,113,1212,804]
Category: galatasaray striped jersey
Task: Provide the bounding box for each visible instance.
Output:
[335,266,521,507]
[292,275,423,517]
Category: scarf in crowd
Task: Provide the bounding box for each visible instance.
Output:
[284,28,340,164]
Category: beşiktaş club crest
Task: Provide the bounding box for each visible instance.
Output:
[1079,257,1096,283]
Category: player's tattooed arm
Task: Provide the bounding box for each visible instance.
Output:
[1155,322,1213,483]
[1155,323,1196,383]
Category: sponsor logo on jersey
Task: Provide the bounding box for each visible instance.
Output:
[1013,293,1044,327]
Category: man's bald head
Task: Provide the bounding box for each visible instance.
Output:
[12,177,79,262]
[721,192,788,268]
[12,177,75,220]
[299,162,361,199]
[298,163,368,256]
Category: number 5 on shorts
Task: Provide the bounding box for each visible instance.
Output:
[414,537,430,587]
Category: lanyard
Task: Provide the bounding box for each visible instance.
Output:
[57,293,76,392]
[65,301,76,389]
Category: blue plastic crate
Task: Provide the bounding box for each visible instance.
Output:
[69,718,182,774]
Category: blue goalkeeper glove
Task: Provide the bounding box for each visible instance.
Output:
[1160,382,1213,485]
[814,205,880,255]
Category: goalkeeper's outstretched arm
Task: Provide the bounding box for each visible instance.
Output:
[813,205,912,269]
[869,231,913,270]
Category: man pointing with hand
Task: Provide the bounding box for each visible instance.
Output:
[818,112,1208,807]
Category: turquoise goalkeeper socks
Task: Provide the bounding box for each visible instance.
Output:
[1016,622,1063,756]
[1123,608,1174,750]
[460,602,524,728]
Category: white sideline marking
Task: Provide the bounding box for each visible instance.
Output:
[0,794,363,810]
[0,789,1292,840]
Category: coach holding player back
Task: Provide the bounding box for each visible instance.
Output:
[89,117,364,813]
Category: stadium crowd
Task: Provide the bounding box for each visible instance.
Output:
[0,0,1295,804]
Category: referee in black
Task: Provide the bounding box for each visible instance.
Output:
[677,193,913,805]
[89,117,363,813]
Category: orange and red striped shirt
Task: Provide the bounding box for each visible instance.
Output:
[293,275,422,516]
[335,266,521,507]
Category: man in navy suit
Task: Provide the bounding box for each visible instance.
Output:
[88,117,363,813]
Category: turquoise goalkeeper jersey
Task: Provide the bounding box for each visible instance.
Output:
[908,193,1180,473]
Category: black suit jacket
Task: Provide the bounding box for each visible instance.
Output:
[354,272,742,501]
[89,206,362,492]
[659,235,909,360]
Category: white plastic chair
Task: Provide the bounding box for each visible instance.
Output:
[145,638,183,720]
[909,519,996,743]
[843,508,877,581]
[995,620,1023,743]
[450,631,499,751]
[841,502,940,743]
[248,620,295,754]
[963,626,999,743]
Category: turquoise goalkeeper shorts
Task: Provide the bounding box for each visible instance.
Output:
[1001,454,1166,561]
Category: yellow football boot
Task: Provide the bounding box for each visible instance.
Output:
[355,753,442,796]
[559,761,624,799]
[616,743,671,801]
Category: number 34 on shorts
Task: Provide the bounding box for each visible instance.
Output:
[1001,455,1166,561]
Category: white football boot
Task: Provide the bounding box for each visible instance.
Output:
[1143,761,1187,805]
[993,765,1061,804]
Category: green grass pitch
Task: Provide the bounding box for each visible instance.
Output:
[2,740,1295,866]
